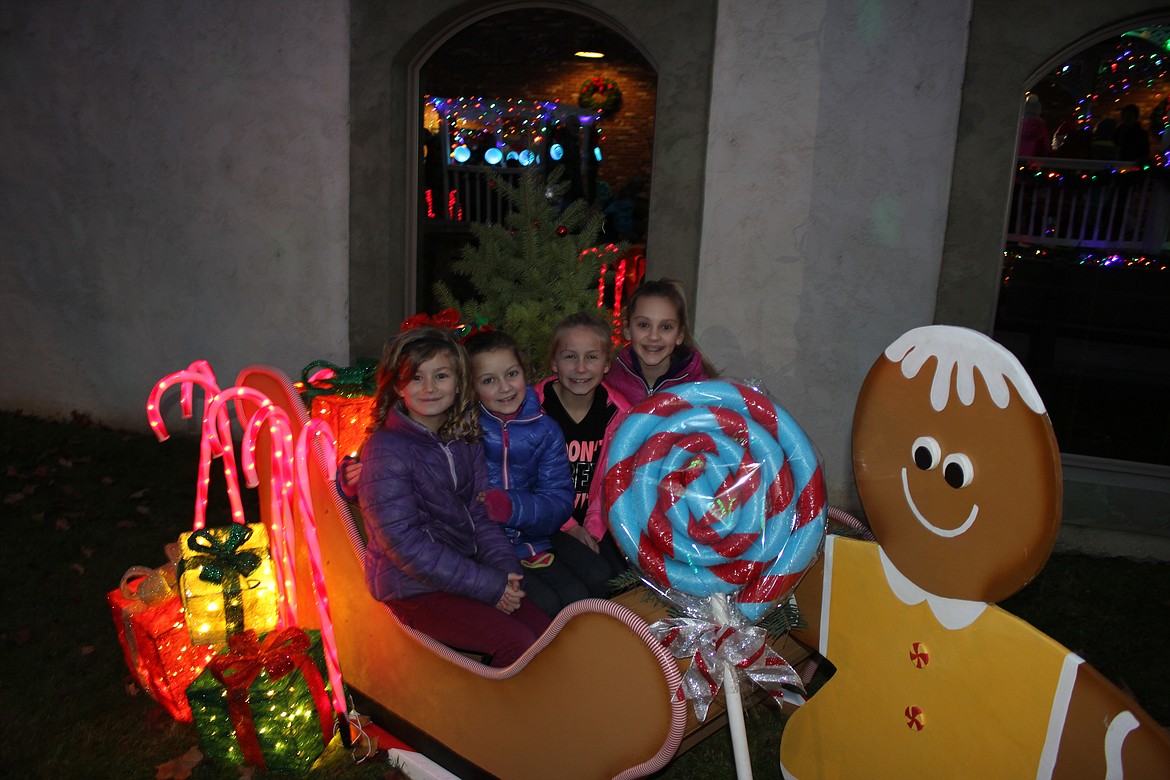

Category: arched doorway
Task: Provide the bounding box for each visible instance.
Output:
[348,0,715,361]
[412,7,657,315]
[996,23,1170,467]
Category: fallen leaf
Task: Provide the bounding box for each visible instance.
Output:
[58,457,73,468]
[21,483,37,495]
[156,747,203,780]
[101,476,114,486]
[33,466,48,478]
[81,546,94,559]
[55,518,71,531]
[136,505,151,516]
[125,680,141,696]
[71,563,85,575]
[130,488,149,499]
[4,493,24,505]
[116,519,137,529]
[80,645,94,655]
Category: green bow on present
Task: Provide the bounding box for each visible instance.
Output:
[182,525,262,638]
[300,359,378,402]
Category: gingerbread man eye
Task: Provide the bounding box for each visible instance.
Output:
[942,453,974,488]
[912,437,941,471]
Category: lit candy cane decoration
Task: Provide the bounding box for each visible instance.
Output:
[207,388,300,628]
[294,418,348,718]
[146,362,245,530]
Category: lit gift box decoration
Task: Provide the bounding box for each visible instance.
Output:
[310,394,376,464]
[299,359,379,465]
[186,628,334,772]
[177,523,279,646]
[107,571,218,722]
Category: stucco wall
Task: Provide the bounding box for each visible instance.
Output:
[696,0,971,509]
[0,1,350,430]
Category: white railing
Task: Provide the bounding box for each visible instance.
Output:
[423,165,527,226]
[1007,158,1169,253]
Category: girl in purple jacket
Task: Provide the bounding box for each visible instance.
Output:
[357,327,550,667]
[605,278,718,407]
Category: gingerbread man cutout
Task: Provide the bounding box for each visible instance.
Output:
[780,325,1170,778]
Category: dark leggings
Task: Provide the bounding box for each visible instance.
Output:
[522,531,621,617]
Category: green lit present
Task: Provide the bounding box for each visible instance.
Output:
[177,523,280,646]
[186,628,335,772]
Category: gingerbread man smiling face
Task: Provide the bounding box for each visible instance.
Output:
[852,325,1062,603]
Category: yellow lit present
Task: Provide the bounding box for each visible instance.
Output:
[178,523,280,646]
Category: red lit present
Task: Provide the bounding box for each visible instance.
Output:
[311,394,376,464]
[107,580,217,722]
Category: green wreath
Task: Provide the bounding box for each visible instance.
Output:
[578,75,622,113]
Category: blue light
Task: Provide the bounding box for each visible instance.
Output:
[593,147,603,162]
[519,150,535,166]
[550,143,564,161]
[452,145,471,164]
[484,147,503,165]
[506,151,520,162]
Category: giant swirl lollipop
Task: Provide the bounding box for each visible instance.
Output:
[605,380,826,778]
[606,380,826,623]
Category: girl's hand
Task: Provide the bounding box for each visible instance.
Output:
[343,458,363,484]
[496,572,525,613]
[566,523,599,553]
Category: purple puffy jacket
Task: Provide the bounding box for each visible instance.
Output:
[357,405,521,605]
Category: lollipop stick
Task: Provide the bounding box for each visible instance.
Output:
[713,595,754,780]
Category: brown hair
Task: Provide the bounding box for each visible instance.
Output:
[370,327,482,442]
[546,311,613,374]
[462,329,528,380]
[625,278,719,377]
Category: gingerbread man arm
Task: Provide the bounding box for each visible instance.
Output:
[1051,662,1170,779]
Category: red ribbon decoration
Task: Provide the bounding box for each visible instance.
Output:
[400,307,461,332]
[209,628,333,769]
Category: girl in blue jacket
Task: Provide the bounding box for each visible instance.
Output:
[464,329,613,617]
[357,326,550,667]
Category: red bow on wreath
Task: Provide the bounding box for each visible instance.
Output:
[401,308,462,332]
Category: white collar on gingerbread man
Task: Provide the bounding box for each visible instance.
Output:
[879,545,988,629]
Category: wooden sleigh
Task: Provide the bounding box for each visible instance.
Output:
[235,365,813,779]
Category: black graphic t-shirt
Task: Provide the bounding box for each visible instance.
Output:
[541,383,617,525]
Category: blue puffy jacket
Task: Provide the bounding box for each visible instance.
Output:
[357,405,521,604]
[479,386,575,558]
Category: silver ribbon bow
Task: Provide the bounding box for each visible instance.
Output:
[650,617,804,721]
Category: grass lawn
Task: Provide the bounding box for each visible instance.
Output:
[1,410,1166,779]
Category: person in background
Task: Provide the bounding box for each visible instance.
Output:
[1115,103,1150,162]
[1017,94,1049,158]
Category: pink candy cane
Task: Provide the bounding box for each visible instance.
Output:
[146,362,245,530]
[294,419,348,717]
[207,387,300,629]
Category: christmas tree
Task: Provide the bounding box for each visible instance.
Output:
[435,165,623,377]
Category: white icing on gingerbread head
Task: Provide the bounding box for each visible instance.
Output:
[884,326,1045,414]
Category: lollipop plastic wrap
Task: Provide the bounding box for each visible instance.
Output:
[604,380,827,625]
